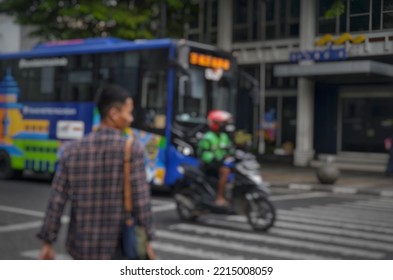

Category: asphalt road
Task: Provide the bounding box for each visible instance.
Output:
[0,178,392,260]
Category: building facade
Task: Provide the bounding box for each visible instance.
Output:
[186,0,393,172]
[0,14,38,53]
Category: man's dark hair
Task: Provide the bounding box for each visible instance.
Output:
[94,84,131,118]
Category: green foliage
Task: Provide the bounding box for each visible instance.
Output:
[324,0,346,19]
[0,0,190,41]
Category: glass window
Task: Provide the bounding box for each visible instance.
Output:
[65,54,96,102]
[318,0,340,34]
[210,31,217,44]
[383,11,393,28]
[350,15,370,31]
[339,12,347,32]
[281,97,297,146]
[350,0,370,13]
[187,33,200,42]
[266,64,297,89]
[263,97,278,153]
[177,68,207,123]
[133,49,169,132]
[212,78,232,111]
[319,0,335,17]
[189,3,200,29]
[382,0,393,29]
[176,67,236,124]
[290,0,300,17]
[140,71,167,127]
[383,0,393,10]
[41,67,55,95]
[349,0,370,31]
[266,0,275,21]
[211,0,218,27]
[317,0,393,32]
[372,0,382,29]
[233,0,251,42]
[69,54,94,69]
[280,0,287,22]
[266,25,276,40]
[6,60,69,102]
[234,0,249,24]
[318,19,336,33]
[341,97,393,153]
[185,0,218,44]
[234,28,249,41]
[289,23,299,37]
[264,0,299,39]
[317,0,393,33]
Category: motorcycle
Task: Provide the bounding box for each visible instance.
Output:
[174,149,276,231]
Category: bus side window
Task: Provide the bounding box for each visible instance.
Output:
[140,71,167,132]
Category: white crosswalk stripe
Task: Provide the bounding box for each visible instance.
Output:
[20,250,71,260]
[272,212,393,235]
[276,208,393,229]
[153,242,246,260]
[202,218,393,252]
[274,221,393,242]
[326,203,393,213]
[305,205,393,220]
[14,196,393,260]
[0,221,43,233]
[348,200,393,210]
[168,223,384,259]
[288,207,393,228]
[156,229,332,259]
[152,196,393,260]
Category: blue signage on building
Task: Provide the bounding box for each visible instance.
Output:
[289,45,346,63]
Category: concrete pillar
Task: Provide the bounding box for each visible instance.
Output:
[217,0,233,51]
[20,26,39,51]
[0,15,21,52]
[294,0,316,166]
[294,79,315,166]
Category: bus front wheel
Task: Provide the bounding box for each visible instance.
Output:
[0,150,19,180]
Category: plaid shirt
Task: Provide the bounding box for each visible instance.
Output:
[37,127,154,260]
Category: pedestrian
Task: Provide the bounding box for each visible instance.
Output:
[385,133,393,177]
[37,84,156,260]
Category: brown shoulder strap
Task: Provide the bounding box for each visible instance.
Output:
[124,138,133,213]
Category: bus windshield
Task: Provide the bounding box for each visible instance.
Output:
[176,66,236,124]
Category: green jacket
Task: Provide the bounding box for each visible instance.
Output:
[197,131,234,165]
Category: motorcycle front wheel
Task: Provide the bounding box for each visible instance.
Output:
[246,193,275,231]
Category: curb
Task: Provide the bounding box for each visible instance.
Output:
[269,183,393,197]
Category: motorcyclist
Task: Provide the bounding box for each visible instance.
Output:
[197,110,235,207]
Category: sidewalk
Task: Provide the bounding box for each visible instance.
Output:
[260,162,393,197]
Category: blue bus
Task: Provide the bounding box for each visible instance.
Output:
[0,37,256,187]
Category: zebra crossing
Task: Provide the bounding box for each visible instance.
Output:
[152,196,393,260]
[14,195,393,260]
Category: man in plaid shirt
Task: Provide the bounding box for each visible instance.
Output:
[37,84,155,260]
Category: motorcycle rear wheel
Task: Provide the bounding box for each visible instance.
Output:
[175,189,199,222]
[246,194,275,231]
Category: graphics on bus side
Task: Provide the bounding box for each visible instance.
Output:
[0,71,167,185]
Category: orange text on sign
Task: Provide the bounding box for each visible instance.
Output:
[189,52,231,70]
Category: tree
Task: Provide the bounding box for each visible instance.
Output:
[325,0,346,19]
[0,0,191,41]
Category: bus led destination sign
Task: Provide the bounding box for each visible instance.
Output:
[189,52,231,70]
